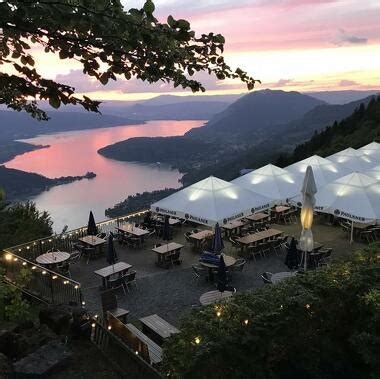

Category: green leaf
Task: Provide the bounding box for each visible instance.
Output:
[143,0,155,14]
[99,73,109,85]
[177,19,190,30]
[167,15,175,27]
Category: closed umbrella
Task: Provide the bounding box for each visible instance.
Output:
[162,215,171,241]
[299,166,317,271]
[211,223,224,254]
[87,211,98,236]
[107,233,117,265]
[217,255,227,293]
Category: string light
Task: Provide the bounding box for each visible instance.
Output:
[32,266,36,270]
[108,326,112,330]
[42,271,47,275]
[305,304,310,310]
[91,323,96,328]
[194,336,201,344]
[82,301,86,305]
[74,285,79,289]
[243,319,249,326]
[22,262,27,266]
[52,275,58,280]
[216,310,222,318]
[135,351,139,355]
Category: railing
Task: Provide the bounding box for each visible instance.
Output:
[91,316,162,379]
[1,209,149,306]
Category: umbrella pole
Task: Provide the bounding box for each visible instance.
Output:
[350,220,354,244]
[304,250,307,272]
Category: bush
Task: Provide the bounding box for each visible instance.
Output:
[162,245,380,378]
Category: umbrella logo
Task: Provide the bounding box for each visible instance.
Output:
[334,209,340,216]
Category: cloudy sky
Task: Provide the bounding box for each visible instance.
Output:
[28,0,380,100]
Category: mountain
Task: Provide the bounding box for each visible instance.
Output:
[186,89,325,139]
[0,110,141,143]
[307,90,380,105]
[182,95,380,185]
[140,94,242,106]
[277,96,380,166]
[122,101,229,120]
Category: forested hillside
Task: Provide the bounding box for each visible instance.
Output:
[277,96,380,166]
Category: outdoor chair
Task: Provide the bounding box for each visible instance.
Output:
[258,242,271,257]
[56,261,71,278]
[231,258,246,272]
[107,276,127,296]
[170,251,182,266]
[184,232,192,243]
[318,248,332,266]
[122,271,137,292]
[261,272,273,284]
[97,232,106,239]
[248,244,262,262]
[360,230,375,244]
[192,265,206,284]
[101,289,129,322]
[82,246,95,264]
[148,230,156,238]
[154,243,162,248]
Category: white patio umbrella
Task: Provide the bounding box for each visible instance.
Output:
[151,176,273,227]
[231,164,299,204]
[299,166,317,271]
[314,172,380,242]
[286,155,346,190]
[365,165,380,181]
[327,147,379,172]
[357,142,380,160]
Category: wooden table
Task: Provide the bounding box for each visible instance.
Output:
[94,261,132,288]
[36,251,70,265]
[200,254,236,281]
[221,220,247,237]
[245,212,269,222]
[152,243,184,267]
[273,206,290,213]
[237,228,283,246]
[270,271,297,284]
[154,217,181,226]
[79,235,106,247]
[140,314,180,345]
[199,290,234,306]
[118,224,150,237]
[189,230,214,248]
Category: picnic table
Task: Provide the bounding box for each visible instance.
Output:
[221,219,247,237]
[94,261,132,288]
[273,206,290,213]
[152,242,184,267]
[270,271,297,284]
[189,230,214,248]
[199,290,234,305]
[139,314,180,345]
[237,228,283,248]
[36,251,70,265]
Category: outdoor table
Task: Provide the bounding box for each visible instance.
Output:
[199,290,234,306]
[237,228,283,250]
[94,261,132,288]
[79,235,106,247]
[36,251,70,266]
[245,212,269,222]
[199,254,236,281]
[139,314,180,345]
[221,220,247,237]
[118,224,150,237]
[273,206,290,213]
[189,230,214,249]
[154,217,181,226]
[270,271,297,284]
[152,242,184,268]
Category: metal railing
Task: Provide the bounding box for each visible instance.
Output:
[2,209,149,306]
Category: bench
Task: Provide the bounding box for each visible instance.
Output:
[126,323,162,366]
[139,314,180,345]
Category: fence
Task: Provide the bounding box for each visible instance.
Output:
[91,316,162,379]
[2,209,149,306]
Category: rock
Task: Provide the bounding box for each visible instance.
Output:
[39,307,73,335]
[13,340,72,377]
[13,320,34,333]
[0,352,13,378]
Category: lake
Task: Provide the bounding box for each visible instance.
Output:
[5,120,205,232]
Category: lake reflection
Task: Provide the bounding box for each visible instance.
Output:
[6,120,204,231]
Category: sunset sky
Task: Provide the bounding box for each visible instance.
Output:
[24,0,380,100]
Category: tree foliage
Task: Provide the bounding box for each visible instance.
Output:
[0,200,52,250]
[163,245,380,378]
[0,0,258,120]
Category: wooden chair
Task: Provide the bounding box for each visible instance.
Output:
[101,289,129,322]
[230,258,246,272]
[107,276,127,295]
[122,271,138,292]
[192,265,206,284]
